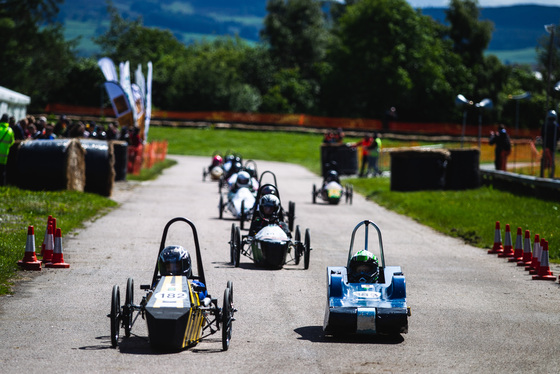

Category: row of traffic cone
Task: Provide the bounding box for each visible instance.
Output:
[17,215,69,271]
[489,221,555,281]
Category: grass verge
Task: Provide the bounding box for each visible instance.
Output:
[0,187,117,294]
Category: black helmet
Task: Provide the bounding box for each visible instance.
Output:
[326,170,339,182]
[158,245,192,277]
[235,171,251,188]
[245,164,256,178]
[348,250,379,283]
[259,194,280,221]
[260,185,278,197]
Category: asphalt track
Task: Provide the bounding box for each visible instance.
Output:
[1,155,560,374]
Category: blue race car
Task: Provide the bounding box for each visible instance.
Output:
[323,220,410,336]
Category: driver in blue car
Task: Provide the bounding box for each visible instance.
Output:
[248,194,291,238]
[348,250,379,283]
[158,245,208,302]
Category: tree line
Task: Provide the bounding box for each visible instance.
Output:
[1,0,559,129]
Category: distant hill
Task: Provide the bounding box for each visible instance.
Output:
[59,1,560,64]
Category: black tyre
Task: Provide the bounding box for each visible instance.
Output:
[203,167,206,181]
[312,185,317,204]
[288,201,295,232]
[124,278,134,338]
[349,185,353,205]
[294,225,301,265]
[222,288,233,351]
[219,195,224,219]
[234,226,241,267]
[230,224,236,264]
[240,200,245,230]
[110,285,121,348]
[304,229,311,270]
[227,280,234,304]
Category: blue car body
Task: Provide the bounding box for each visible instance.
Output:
[323,220,409,335]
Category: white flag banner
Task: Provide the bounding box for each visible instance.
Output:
[145,61,153,141]
[131,83,145,138]
[97,57,118,82]
[120,61,137,124]
[135,64,146,99]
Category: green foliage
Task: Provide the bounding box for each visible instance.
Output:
[322,0,462,121]
[261,0,329,77]
[445,0,493,67]
[0,0,77,110]
[0,186,117,294]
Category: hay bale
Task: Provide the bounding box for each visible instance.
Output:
[80,139,115,197]
[389,148,450,191]
[111,140,128,181]
[15,139,86,191]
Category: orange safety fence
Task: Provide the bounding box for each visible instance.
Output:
[43,103,542,138]
[127,141,168,175]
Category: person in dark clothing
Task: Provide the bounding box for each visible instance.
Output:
[541,110,559,177]
[489,124,511,171]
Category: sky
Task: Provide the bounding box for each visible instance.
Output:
[407,0,560,7]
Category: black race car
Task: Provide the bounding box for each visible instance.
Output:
[108,217,236,351]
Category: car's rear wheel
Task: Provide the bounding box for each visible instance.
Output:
[229,224,236,264]
[288,201,295,232]
[234,226,241,267]
[222,287,233,351]
[219,195,224,219]
[110,285,121,348]
[294,225,301,265]
[312,185,316,204]
[124,278,134,338]
[304,229,311,270]
[240,200,245,230]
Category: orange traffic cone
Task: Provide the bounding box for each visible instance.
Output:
[508,227,524,262]
[488,221,504,254]
[46,228,70,268]
[42,224,54,263]
[17,226,42,271]
[525,234,540,272]
[532,240,555,280]
[41,216,55,257]
[517,230,532,267]
[499,224,514,258]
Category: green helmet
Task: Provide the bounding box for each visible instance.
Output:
[349,250,379,283]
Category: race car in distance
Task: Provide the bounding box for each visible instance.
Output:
[108,217,235,351]
[229,171,309,269]
[312,169,353,205]
[218,165,259,229]
[202,151,224,181]
[323,220,410,336]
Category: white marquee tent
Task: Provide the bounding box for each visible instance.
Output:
[0,86,31,121]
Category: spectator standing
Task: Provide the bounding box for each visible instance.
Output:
[541,110,559,178]
[489,124,511,171]
[353,134,373,177]
[9,116,25,140]
[0,114,15,185]
[368,132,382,176]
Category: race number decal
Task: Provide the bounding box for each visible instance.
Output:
[154,292,188,300]
[354,291,381,299]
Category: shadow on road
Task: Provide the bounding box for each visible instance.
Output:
[294,326,404,345]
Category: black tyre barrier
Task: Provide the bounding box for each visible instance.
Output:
[390,148,450,191]
[111,140,128,181]
[321,144,358,176]
[15,139,86,191]
[446,148,480,190]
[80,139,115,197]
